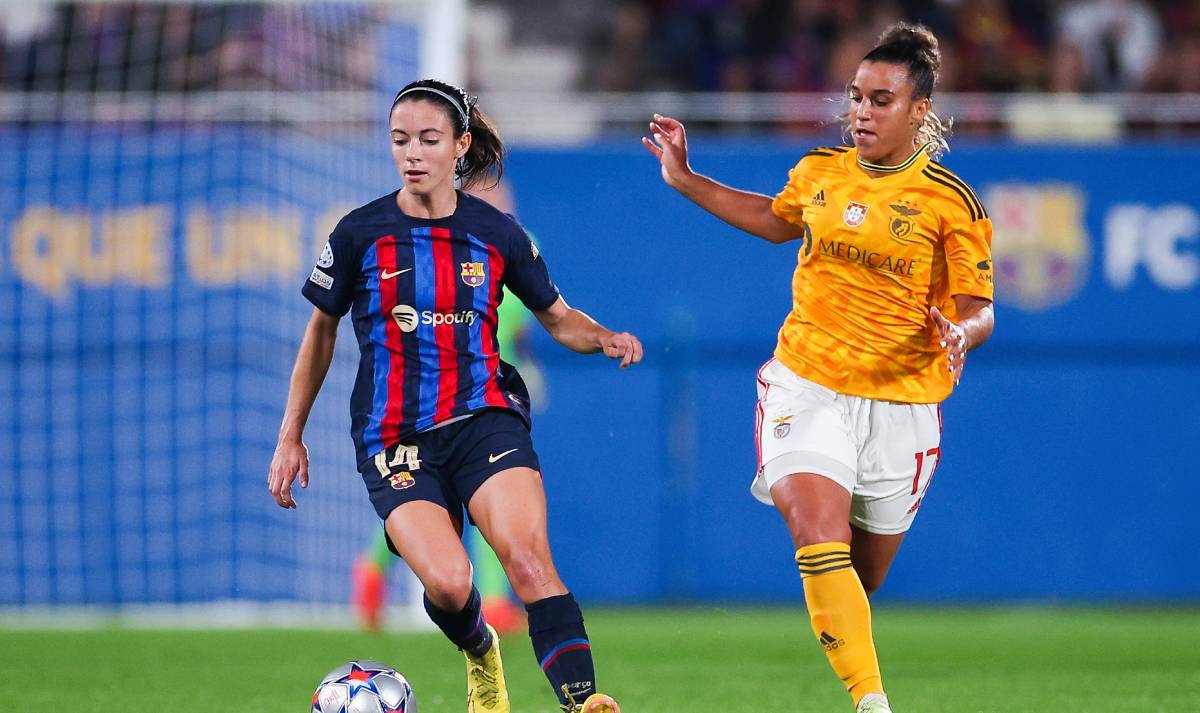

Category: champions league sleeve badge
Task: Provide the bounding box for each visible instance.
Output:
[317,241,335,268]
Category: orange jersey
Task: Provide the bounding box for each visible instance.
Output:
[770,145,993,404]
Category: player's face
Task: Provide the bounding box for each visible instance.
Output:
[389,99,472,196]
[848,61,929,165]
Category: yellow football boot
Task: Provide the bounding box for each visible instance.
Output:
[560,687,622,713]
[465,625,510,713]
[579,693,622,713]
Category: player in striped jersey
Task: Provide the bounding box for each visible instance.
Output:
[350,181,544,638]
[644,23,994,713]
[268,80,636,713]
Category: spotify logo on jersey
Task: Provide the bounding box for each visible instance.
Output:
[391,304,478,333]
[391,304,419,333]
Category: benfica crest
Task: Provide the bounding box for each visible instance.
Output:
[843,201,870,227]
[460,261,486,287]
[888,202,921,242]
[889,216,913,239]
[772,415,793,439]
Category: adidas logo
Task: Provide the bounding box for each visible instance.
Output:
[811,189,827,207]
[819,631,845,652]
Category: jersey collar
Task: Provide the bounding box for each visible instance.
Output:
[848,144,932,180]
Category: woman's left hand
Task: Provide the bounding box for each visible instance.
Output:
[930,306,968,384]
[600,332,644,368]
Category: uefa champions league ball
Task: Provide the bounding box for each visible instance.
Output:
[312,660,417,713]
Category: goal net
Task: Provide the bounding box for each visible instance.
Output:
[0,0,463,628]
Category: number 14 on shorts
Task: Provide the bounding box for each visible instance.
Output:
[374,444,422,477]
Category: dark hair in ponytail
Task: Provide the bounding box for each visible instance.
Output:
[390,78,506,190]
[859,22,951,156]
[863,22,941,99]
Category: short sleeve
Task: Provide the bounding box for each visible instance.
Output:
[771,157,812,228]
[944,214,994,301]
[503,223,559,312]
[301,219,358,317]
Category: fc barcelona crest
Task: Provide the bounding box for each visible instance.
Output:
[460,261,486,287]
[388,471,415,490]
[843,201,870,228]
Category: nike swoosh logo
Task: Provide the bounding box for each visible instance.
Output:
[488,448,518,464]
[380,268,412,279]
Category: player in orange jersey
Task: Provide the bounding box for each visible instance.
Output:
[643,22,994,713]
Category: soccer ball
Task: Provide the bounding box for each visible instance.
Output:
[311,660,417,713]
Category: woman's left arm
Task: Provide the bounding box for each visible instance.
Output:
[533,296,644,368]
[931,295,994,384]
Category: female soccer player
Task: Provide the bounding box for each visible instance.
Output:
[352,180,543,637]
[268,79,637,713]
[643,23,994,713]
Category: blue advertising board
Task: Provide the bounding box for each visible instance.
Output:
[1,130,1196,606]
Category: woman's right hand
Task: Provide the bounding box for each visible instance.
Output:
[268,437,310,509]
[642,113,693,190]
[641,113,803,244]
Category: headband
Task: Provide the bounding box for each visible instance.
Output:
[393,87,469,130]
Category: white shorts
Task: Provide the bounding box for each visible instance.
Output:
[751,358,943,535]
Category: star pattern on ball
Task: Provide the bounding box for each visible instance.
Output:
[343,662,380,698]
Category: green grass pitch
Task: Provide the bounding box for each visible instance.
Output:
[3,607,1198,712]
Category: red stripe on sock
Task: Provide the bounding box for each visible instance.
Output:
[540,643,591,671]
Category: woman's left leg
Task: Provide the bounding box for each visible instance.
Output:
[468,467,599,710]
[850,527,906,596]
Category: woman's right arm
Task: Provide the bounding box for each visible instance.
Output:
[267,307,340,509]
[642,114,805,244]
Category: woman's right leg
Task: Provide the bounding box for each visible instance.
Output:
[756,358,889,711]
[385,500,509,713]
[771,473,886,710]
[384,500,473,612]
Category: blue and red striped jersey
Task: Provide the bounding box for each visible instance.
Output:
[302,190,560,469]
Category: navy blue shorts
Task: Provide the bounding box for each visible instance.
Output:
[360,408,541,540]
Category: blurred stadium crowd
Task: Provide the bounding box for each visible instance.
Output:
[0,3,381,91]
[2,1,1197,95]
[579,0,1200,93]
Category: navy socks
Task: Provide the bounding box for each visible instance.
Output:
[527,593,596,705]
[424,586,493,658]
